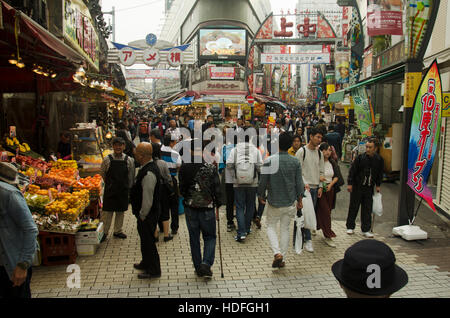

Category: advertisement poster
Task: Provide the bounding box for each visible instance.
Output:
[367,0,403,36]
[442,93,450,117]
[209,67,235,80]
[335,51,351,84]
[407,60,442,212]
[199,29,246,56]
[350,87,374,136]
[254,73,264,94]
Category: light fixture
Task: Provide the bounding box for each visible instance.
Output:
[16,58,25,68]
[8,54,18,65]
[105,132,112,139]
[51,73,57,78]
[76,66,85,76]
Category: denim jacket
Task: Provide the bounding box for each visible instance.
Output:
[0,181,38,279]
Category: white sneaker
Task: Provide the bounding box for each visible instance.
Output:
[346,229,354,235]
[362,232,374,238]
[324,238,336,248]
[305,240,314,253]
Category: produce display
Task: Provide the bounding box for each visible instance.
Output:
[32,214,80,234]
[53,159,78,170]
[73,175,102,199]
[5,137,30,153]
[45,168,78,186]
[79,219,100,231]
[45,190,90,221]
[15,155,50,171]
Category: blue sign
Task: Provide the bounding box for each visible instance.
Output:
[146,33,157,46]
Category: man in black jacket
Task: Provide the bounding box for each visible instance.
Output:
[346,138,384,238]
[130,143,162,279]
[179,142,222,278]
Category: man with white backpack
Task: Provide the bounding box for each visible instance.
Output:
[227,132,263,242]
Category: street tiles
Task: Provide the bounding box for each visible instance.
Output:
[30,207,450,298]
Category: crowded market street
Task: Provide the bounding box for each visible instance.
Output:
[1,0,450,302]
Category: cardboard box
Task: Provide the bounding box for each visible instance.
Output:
[76,244,98,256]
[76,222,104,245]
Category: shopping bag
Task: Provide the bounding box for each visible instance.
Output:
[302,190,317,230]
[372,192,383,216]
[294,215,304,254]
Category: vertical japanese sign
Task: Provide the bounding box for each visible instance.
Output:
[407,60,442,212]
[350,86,374,136]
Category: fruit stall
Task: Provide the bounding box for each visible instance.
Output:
[0,151,105,265]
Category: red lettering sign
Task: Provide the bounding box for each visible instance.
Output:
[274,17,293,37]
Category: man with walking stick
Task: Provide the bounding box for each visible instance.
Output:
[179,141,223,278]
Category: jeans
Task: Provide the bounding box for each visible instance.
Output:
[234,187,257,237]
[0,266,32,299]
[185,207,217,269]
[295,187,319,242]
[170,177,179,232]
[266,203,296,257]
[256,201,266,219]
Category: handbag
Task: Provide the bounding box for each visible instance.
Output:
[302,190,317,230]
[294,215,305,254]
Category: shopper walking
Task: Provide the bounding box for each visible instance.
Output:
[100,137,135,241]
[288,134,302,157]
[161,134,182,235]
[325,125,343,161]
[179,142,222,278]
[316,143,344,247]
[0,162,38,298]
[219,125,237,232]
[295,127,325,253]
[227,135,263,242]
[346,138,384,238]
[138,119,150,143]
[130,143,162,279]
[152,143,174,242]
[258,133,304,268]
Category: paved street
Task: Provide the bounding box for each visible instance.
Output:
[30,163,450,298]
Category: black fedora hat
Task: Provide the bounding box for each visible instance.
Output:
[332,240,408,296]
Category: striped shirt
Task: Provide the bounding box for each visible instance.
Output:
[161,145,182,176]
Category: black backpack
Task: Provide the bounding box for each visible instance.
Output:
[300,146,321,162]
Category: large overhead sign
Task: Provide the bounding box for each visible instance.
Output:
[261,53,330,64]
[63,0,100,70]
[108,43,194,66]
[209,67,235,80]
[367,0,403,36]
[125,69,180,80]
[199,29,246,57]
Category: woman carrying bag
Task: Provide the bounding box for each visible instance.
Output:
[316,143,345,248]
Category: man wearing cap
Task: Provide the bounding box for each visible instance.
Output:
[100,137,135,241]
[0,162,38,298]
[332,240,408,298]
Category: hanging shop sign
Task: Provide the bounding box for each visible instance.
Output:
[272,13,340,39]
[125,69,180,80]
[209,67,235,80]
[407,60,442,212]
[63,0,100,70]
[254,73,264,94]
[261,53,330,65]
[373,40,405,74]
[367,0,403,37]
[108,43,194,66]
[442,93,450,117]
[350,86,374,136]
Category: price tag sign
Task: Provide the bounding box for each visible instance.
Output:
[22,161,26,169]
[48,189,53,201]
[11,157,16,163]
[57,184,62,193]
[50,155,57,162]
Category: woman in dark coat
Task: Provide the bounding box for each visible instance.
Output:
[316,143,345,247]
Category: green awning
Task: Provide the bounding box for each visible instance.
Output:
[327,65,405,103]
[327,90,345,103]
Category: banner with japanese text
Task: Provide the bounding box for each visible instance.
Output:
[407,60,442,212]
[350,86,374,136]
[367,0,403,36]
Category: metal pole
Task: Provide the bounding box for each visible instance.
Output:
[112,6,116,42]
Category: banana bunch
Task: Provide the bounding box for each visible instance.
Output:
[5,137,30,153]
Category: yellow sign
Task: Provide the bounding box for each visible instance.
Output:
[442,93,450,117]
[404,72,422,108]
[326,84,335,95]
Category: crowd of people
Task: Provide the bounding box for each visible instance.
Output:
[1,106,408,299]
[103,107,385,278]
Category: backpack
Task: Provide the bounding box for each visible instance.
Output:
[234,144,256,185]
[139,122,148,135]
[187,164,216,209]
[300,146,322,162]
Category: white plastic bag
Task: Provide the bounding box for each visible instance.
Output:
[372,192,383,216]
[302,190,317,230]
[294,215,304,254]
